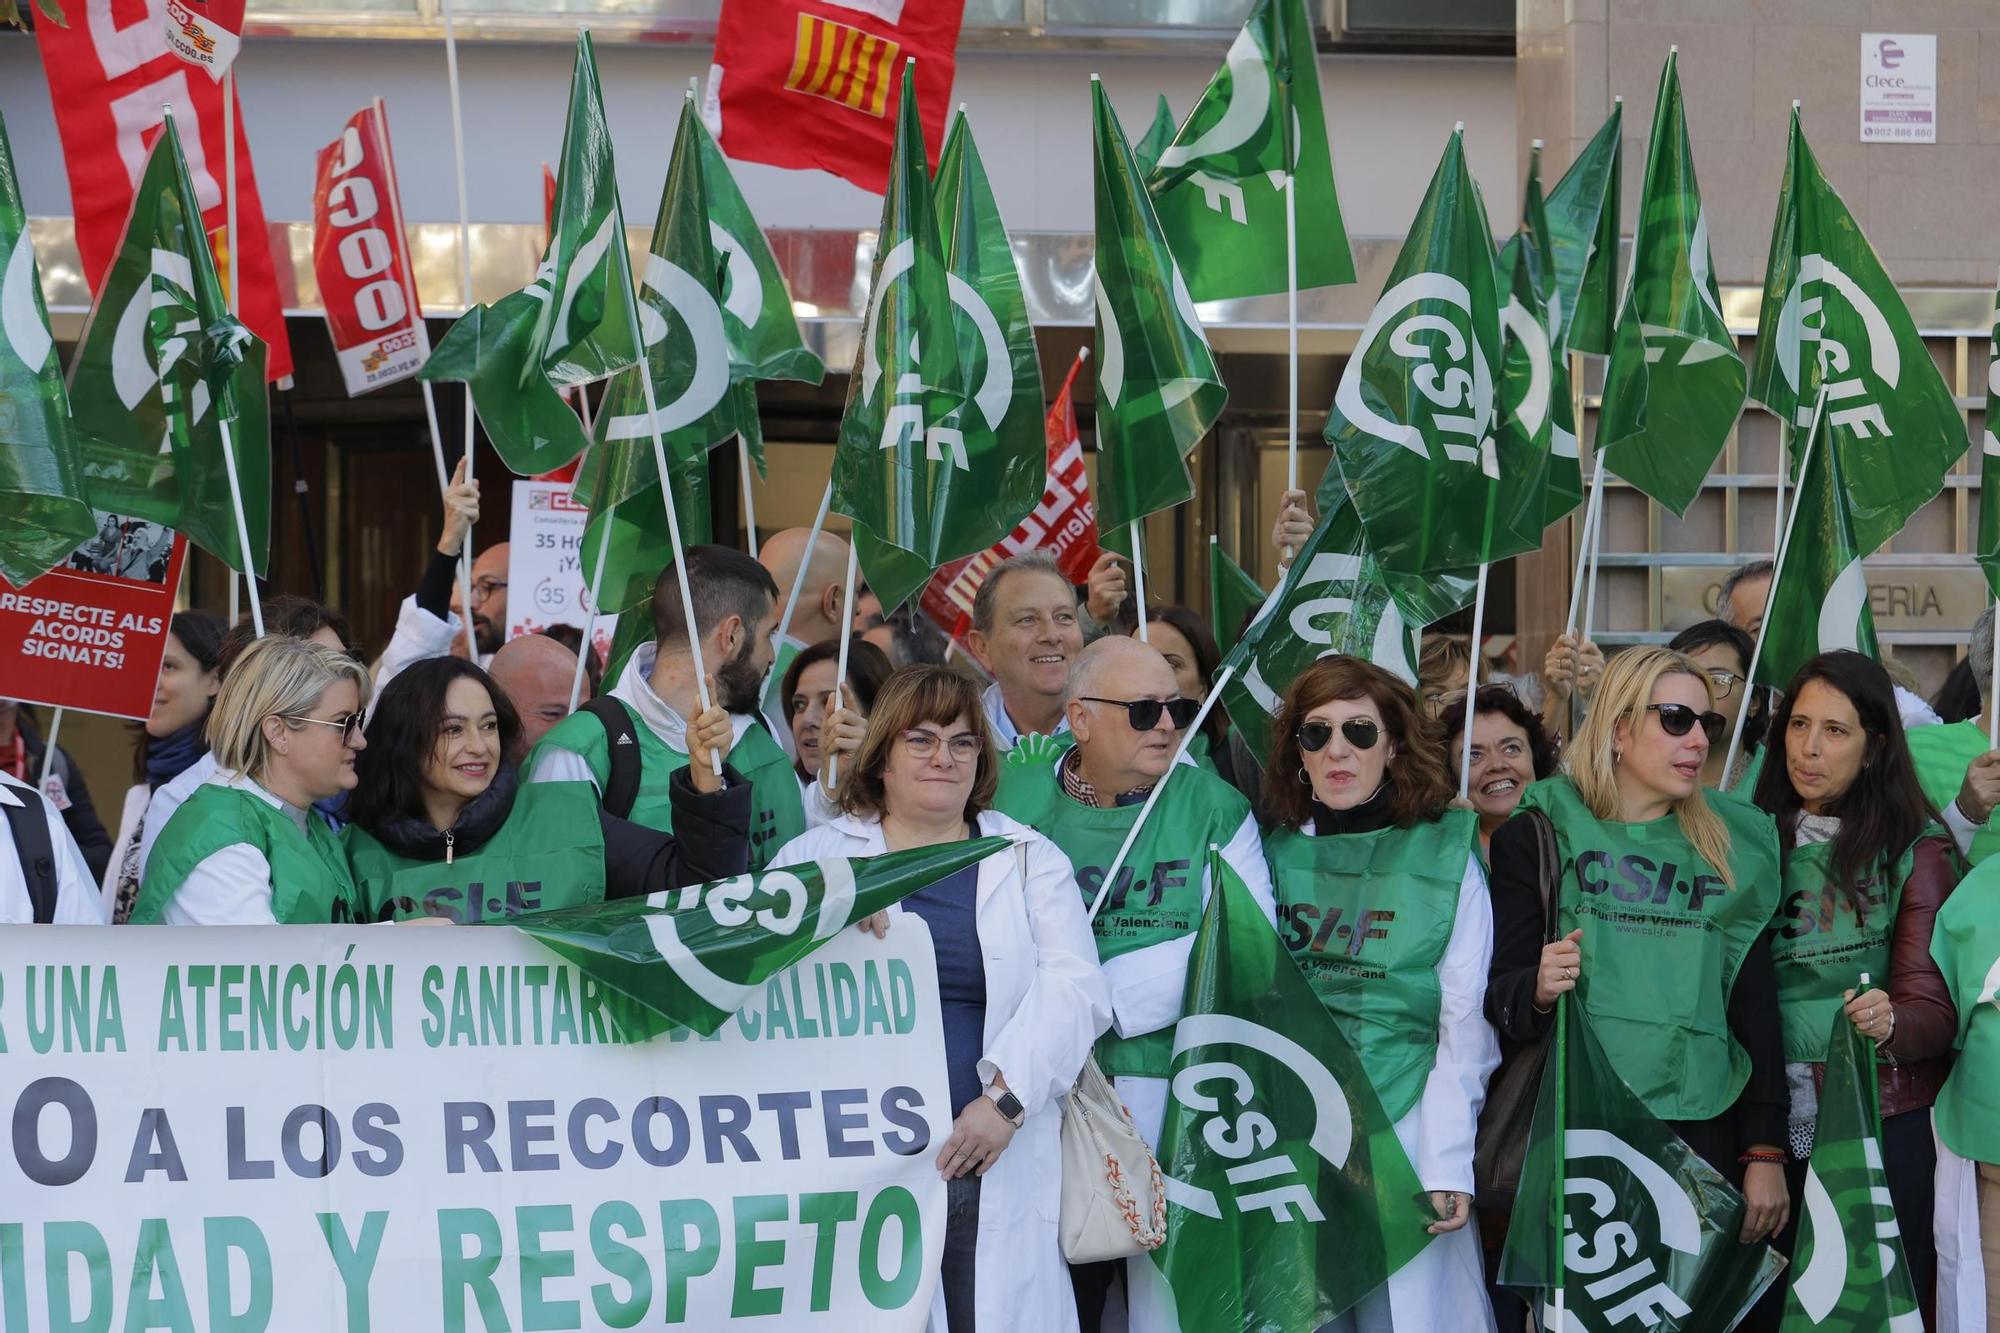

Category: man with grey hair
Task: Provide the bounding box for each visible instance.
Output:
[1910,605,2000,863]
[1717,558,1776,635]
[964,551,1084,749]
[991,635,1273,1333]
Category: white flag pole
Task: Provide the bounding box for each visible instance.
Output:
[221,83,247,634]
[441,0,480,662]
[825,540,861,792]
[1458,562,1490,799]
[38,709,63,790]
[1990,591,1999,751]
[1284,170,1299,561]
[1582,483,1605,642]
[775,481,834,652]
[1564,454,1606,637]
[217,417,266,637]
[1130,520,1149,641]
[570,501,615,712]
[739,438,761,558]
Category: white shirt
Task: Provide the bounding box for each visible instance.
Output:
[152,771,296,927]
[979,681,1070,751]
[0,773,106,925]
[136,749,220,881]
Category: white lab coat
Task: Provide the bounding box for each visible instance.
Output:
[136,750,219,881]
[770,809,1112,1333]
[0,773,105,924]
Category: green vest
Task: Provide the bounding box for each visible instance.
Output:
[993,749,1254,1080]
[1264,809,1478,1120]
[761,638,804,738]
[1910,721,2000,864]
[1770,837,1911,1063]
[132,782,357,925]
[1520,777,1783,1121]
[1931,857,2000,1162]
[345,782,608,923]
[532,699,805,869]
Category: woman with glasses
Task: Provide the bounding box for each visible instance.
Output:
[1668,620,1769,792]
[1487,648,1792,1252]
[1440,685,1558,864]
[345,657,752,921]
[770,665,1110,1333]
[1745,651,1959,1309]
[133,637,370,926]
[1263,656,1499,1331]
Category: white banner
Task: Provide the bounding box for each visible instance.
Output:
[0,922,949,1330]
[507,478,616,664]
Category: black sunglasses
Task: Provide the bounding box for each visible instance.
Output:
[1296,717,1382,753]
[1080,696,1201,731]
[1647,703,1727,744]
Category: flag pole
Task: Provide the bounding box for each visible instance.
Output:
[570,502,615,712]
[1458,563,1490,800]
[826,539,860,791]
[1990,590,1999,750]
[1130,519,1149,641]
[222,82,245,634]
[1564,454,1605,636]
[1086,665,1236,920]
[739,437,760,557]
[217,416,266,637]
[1551,992,1569,1333]
[1284,170,1299,561]
[775,480,833,652]
[37,708,63,790]
[441,0,480,662]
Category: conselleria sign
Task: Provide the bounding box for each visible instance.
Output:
[0,923,951,1330]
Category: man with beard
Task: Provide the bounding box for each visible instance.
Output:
[529,545,803,868]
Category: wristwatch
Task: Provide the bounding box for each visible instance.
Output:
[984,1086,1025,1126]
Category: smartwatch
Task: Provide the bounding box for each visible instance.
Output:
[985,1086,1025,1126]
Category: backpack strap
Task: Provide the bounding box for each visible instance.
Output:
[583,696,642,821]
[3,787,60,924]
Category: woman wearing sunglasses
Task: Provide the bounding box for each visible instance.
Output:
[133,636,370,926]
[1668,620,1769,793]
[1488,648,1793,1250]
[1744,651,1959,1311]
[1262,656,1499,1331]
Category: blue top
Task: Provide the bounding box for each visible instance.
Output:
[900,861,987,1117]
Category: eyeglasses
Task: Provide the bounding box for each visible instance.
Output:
[471,578,508,604]
[1647,703,1726,745]
[1079,696,1200,731]
[1296,717,1382,753]
[280,711,364,744]
[901,730,982,762]
[1703,668,1743,700]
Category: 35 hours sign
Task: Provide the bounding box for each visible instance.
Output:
[312,101,430,397]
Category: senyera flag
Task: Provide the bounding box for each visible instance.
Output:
[164,0,246,78]
[312,102,429,398]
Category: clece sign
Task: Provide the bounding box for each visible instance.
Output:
[312,101,429,397]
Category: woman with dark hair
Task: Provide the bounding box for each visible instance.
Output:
[344,657,753,921]
[106,609,227,921]
[1440,684,1558,862]
[770,665,1109,1333]
[780,638,892,783]
[1262,656,1498,1330]
[1125,604,1271,807]
[1748,650,1960,1305]
[1668,619,1769,791]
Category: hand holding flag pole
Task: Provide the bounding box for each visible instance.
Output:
[825,540,862,791]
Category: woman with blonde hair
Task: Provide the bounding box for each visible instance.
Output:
[769,664,1110,1333]
[1487,647,1791,1244]
[132,636,369,925]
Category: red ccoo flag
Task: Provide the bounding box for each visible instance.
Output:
[705,0,966,194]
[164,0,246,78]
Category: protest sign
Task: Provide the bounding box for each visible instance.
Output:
[508,478,617,662]
[0,919,949,1331]
[0,515,188,721]
[313,101,429,398]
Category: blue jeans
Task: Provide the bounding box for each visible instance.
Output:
[941,1175,980,1333]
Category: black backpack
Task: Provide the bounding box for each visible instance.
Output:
[583,696,643,820]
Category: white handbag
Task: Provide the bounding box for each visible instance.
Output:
[1058,1055,1168,1262]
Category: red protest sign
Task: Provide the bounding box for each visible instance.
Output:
[313,101,429,397]
[0,518,190,721]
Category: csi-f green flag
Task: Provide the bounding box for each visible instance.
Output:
[0,109,95,587]
[1752,108,1965,558]
[1145,0,1354,303]
[422,31,640,477]
[68,115,270,576]
[514,837,1009,1038]
[1495,144,1569,540]
[1208,536,1265,655]
[851,106,1049,613]
[1133,94,1176,177]
[1755,403,1877,690]
[1545,103,1622,356]
[1980,287,2000,601]
[1095,77,1228,558]
[1778,1004,1922,1331]
[1501,998,1787,1330]
[1153,851,1435,1329]
[1321,127,1539,574]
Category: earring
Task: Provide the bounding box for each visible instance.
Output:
[1612,749,1623,765]
[1297,766,1311,785]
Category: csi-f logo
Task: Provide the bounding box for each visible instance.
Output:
[861,238,1012,470]
[1549,1130,1704,1328]
[1773,253,1902,437]
[1239,547,1416,715]
[1778,876,1885,939]
[1281,902,1396,960]
[1335,272,1497,476]
[1081,858,1191,915]
[1572,850,1728,911]
[643,859,859,1017]
[1790,1135,1909,1323]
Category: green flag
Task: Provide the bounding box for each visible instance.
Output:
[1132,94,1176,177]
[1545,104,1622,356]
[1778,1005,1922,1331]
[514,838,1008,1038]
[421,31,640,477]
[1154,851,1435,1328]
[1321,127,1540,574]
[1503,144,1584,530]
[1145,0,1354,302]
[1094,77,1228,558]
[851,107,1049,613]
[1980,287,2000,601]
[68,116,270,576]
[1596,53,1746,519]
[1751,108,1965,558]
[1754,403,1877,690]
[0,109,95,588]
[1502,998,1787,1329]
[1208,536,1266,655]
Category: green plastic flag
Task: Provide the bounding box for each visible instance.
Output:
[1501,998,1787,1329]
[1208,536,1265,655]
[1133,94,1176,177]
[1597,53,1746,519]
[514,837,1008,1038]
[0,109,95,587]
[1321,127,1540,574]
[851,106,1049,613]
[1094,77,1228,559]
[1754,402,1877,690]
[1778,1004,1922,1331]
[1153,851,1435,1328]
[1503,144,1584,530]
[1145,0,1354,303]
[1545,104,1622,356]
[1752,107,1965,558]
[68,115,270,576]
[1980,286,2000,602]
[421,31,640,477]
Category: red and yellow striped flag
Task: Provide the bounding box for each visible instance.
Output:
[784,12,900,117]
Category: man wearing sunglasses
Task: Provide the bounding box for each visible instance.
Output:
[991,636,1274,1333]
